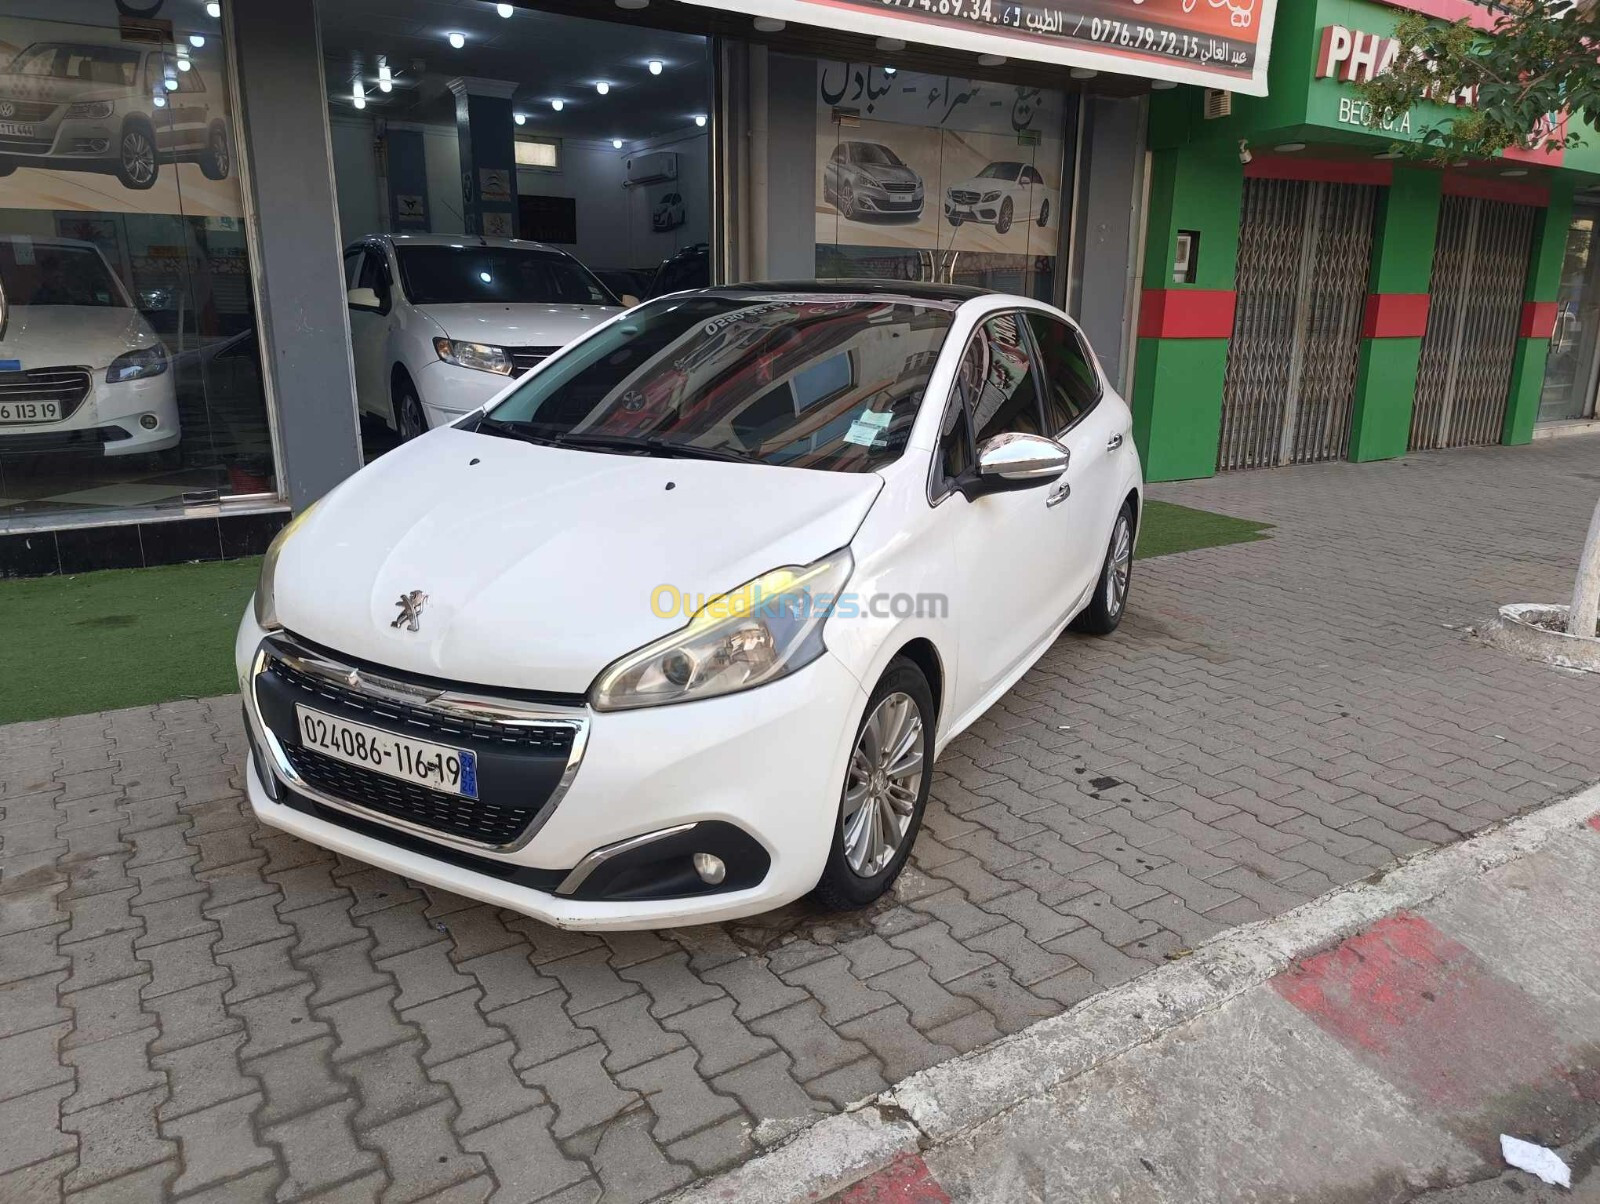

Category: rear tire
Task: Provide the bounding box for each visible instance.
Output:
[1071,502,1134,635]
[199,122,231,180]
[811,658,935,911]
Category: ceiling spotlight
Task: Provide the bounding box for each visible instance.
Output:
[164,76,179,90]
[205,1,220,16]
[648,59,663,75]
[352,82,366,110]
[616,0,649,7]
[695,114,707,127]
[1150,79,1177,90]
[1275,142,1306,152]
[883,66,897,76]
[551,98,565,111]
[596,80,610,94]
[378,63,393,91]
[497,2,514,15]
[153,93,167,107]
[177,58,192,71]
[875,36,905,52]
[753,16,785,31]
[514,112,526,125]
[978,53,1006,67]
[1070,67,1097,80]
[189,34,206,47]
[448,31,465,48]
[612,137,624,149]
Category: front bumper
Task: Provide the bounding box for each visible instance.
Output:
[0,371,179,456]
[235,609,867,930]
[853,189,924,216]
[413,359,514,429]
[945,199,1003,224]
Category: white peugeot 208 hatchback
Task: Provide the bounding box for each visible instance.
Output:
[237,283,1142,931]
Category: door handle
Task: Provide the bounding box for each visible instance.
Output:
[1107,432,1125,452]
[1046,479,1071,508]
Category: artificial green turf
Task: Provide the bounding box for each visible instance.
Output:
[0,556,261,726]
[0,501,1271,725]
[1135,499,1273,560]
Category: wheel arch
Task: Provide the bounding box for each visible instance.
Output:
[888,637,944,723]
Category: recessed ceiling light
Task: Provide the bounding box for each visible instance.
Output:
[884,66,897,76]
[378,63,393,91]
[978,53,1006,67]
[1275,142,1306,152]
[447,31,465,48]
[205,1,220,16]
[615,0,648,8]
[551,98,565,111]
[753,16,785,31]
[177,58,192,71]
[612,138,624,149]
[164,76,179,90]
[1502,168,1529,177]
[1070,67,1097,80]
[153,93,167,107]
[497,2,513,15]
[189,34,206,47]
[596,80,610,94]
[694,114,707,127]
[1151,79,1177,90]
[648,59,663,75]
[514,112,526,125]
[352,82,366,109]
[479,271,493,283]
[876,37,905,52]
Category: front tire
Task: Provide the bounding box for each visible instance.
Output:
[394,378,428,441]
[839,182,856,219]
[1037,199,1050,228]
[995,197,1014,235]
[116,120,158,190]
[1071,502,1134,635]
[812,658,935,911]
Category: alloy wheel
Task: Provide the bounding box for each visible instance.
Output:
[1106,511,1132,617]
[841,691,925,877]
[210,129,230,177]
[122,131,155,185]
[398,391,427,440]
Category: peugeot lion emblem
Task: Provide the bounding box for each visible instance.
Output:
[390,590,428,633]
[0,102,13,118]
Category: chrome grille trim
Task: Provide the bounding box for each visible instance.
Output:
[0,99,58,121]
[509,346,560,374]
[0,367,91,416]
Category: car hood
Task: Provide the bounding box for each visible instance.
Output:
[0,305,159,370]
[415,302,620,349]
[0,74,129,104]
[273,427,884,695]
[859,163,920,187]
[948,176,1013,193]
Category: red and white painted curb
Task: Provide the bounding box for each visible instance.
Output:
[670,787,1600,1204]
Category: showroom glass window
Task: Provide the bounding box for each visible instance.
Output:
[0,7,274,532]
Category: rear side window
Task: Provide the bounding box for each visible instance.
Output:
[1027,313,1101,433]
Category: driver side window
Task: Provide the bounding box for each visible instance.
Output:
[934,313,1046,500]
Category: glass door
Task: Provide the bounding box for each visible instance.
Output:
[1539,202,1600,424]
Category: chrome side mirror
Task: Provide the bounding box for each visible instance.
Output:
[976,432,1070,485]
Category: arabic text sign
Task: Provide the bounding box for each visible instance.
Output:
[680,0,1278,95]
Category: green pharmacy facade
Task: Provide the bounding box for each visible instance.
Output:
[1133,0,1600,482]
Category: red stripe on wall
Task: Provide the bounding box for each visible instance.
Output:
[1442,172,1550,207]
[1138,290,1237,340]
[1521,301,1559,339]
[1362,294,1431,339]
[1246,157,1395,186]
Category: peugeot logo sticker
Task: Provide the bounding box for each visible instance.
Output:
[390,590,428,633]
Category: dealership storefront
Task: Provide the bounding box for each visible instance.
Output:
[0,0,1275,575]
[1133,0,1600,483]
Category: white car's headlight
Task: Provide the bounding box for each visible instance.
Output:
[982,191,1001,203]
[591,548,854,712]
[434,338,513,375]
[65,100,114,119]
[105,344,167,383]
[253,502,320,631]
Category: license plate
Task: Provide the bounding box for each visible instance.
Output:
[0,122,36,137]
[0,400,61,424]
[295,705,478,798]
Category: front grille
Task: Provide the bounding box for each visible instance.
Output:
[883,181,917,194]
[950,190,981,205]
[0,99,58,122]
[0,367,91,415]
[267,658,576,755]
[284,743,542,847]
[509,346,560,374]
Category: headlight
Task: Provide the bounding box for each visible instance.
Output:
[982,191,1001,203]
[591,547,854,712]
[105,345,167,384]
[254,502,320,631]
[65,100,114,119]
[434,338,513,375]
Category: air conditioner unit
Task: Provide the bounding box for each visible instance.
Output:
[626,151,677,185]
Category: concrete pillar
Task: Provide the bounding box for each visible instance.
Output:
[449,78,520,237]
[230,0,362,510]
[386,127,432,232]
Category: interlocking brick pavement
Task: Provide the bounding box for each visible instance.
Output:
[3,438,1599,1201]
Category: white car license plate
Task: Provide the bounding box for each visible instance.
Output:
[0,400,61,424]
[0,121,37,137]
[296,705,478,798]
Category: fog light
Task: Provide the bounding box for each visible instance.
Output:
[692,853,726,885]
[139,414,159,429]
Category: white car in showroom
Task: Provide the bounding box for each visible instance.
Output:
[343,234,631,439]
[945,161,1057,234]
[238,283,1140,930]
[0,235,177,459]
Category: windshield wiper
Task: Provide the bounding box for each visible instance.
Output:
[551,432,752,463]
[473,416,562,446]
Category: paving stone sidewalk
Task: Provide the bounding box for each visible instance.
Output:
[3,437,1599,1203]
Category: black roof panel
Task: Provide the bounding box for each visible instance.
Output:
[711,279,991,305]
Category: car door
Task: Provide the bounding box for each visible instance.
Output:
[935,312,1075,715]
[344,245,392,421]
[1026,310,1127,602]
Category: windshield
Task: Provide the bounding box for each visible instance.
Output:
[0,242,125,307]
[395,245,619,307]
[852,144,904,168]
[479,294,954,472]
[977,162,1023,181]
[7,43,141,86]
